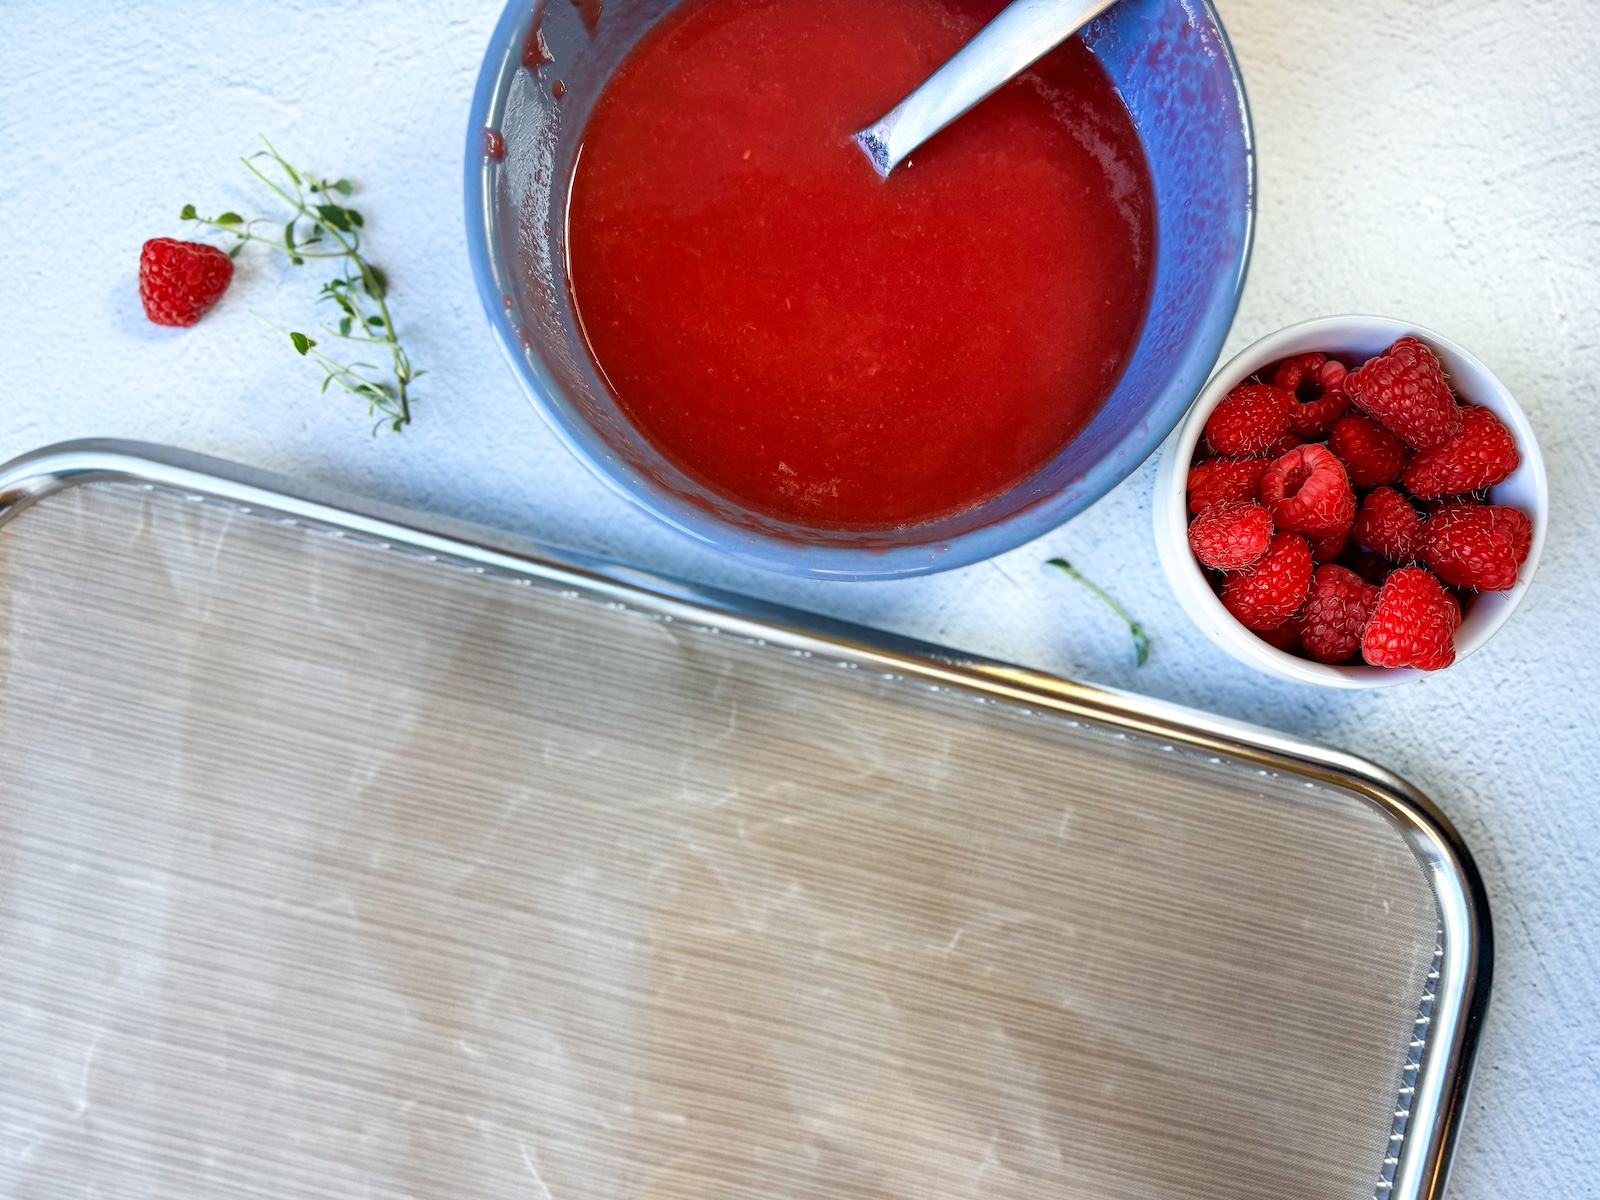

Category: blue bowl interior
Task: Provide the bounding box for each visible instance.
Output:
[467,0,1253,579]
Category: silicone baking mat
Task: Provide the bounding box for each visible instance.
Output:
[0,469,1464,1200]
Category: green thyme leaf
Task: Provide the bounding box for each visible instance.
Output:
[189,138,419,431]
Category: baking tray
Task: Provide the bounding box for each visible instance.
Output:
[0,441,1488,1200]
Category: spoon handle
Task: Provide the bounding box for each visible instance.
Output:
[854,0,1120,177]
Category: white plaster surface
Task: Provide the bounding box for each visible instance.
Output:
[1,0,1597,1193]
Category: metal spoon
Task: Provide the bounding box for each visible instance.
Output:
[854,0,1121,178]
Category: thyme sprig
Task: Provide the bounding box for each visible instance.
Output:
[1047,558,1150,667]
[181,138,420,433]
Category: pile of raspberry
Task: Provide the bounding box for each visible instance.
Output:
[1186,337,1529,671]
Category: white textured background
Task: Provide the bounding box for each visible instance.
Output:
[2,1,1597,1194]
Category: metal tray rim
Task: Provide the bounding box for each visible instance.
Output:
[0,439,1491,1200]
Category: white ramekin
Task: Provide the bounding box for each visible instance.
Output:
[1152,315,1548,688]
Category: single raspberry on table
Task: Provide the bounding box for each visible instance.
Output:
[139,238,234,327]
[1361,567,1458,671]
[1260,444,1356,535]
[1327,412,1407,488]
[1222,532,1313,631]
[1275,354,1352,439]
[1187,456,1272,514]
[1205,384,1296,457]
[1423,504,1530,591]
[1351,487,1425,563]
[1345,336,1462,450]
[1188,501,1274,571]
[1402,405,1522,497]
[1300,565,1382,664]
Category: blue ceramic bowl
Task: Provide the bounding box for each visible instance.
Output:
[466,0,1254,580]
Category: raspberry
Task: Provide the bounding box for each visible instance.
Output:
[1309,527,1349,563]
[1187,457,1271,514]
[1188,501,1274,571]
[1402,405,1522,498]
[1501,507,1534,564]
[1443,590,1464,629]
[1265,431,1306,458]
[1345,336,1462,450]
[1205,384,1295,457]
[1256,605,1306,653]
[1260,444,1356,535]
[1300,565,1382,664]
[139,237,234,327]
[1271,353,1324,392]
[1294,393,1352,440]
[1351,487,1425,563]
[1350,550,1393,587]
[1222,533,1313,631]
[1275,354,1352,438]
[1422,504,1529,591]
[1361,567,1457,671]
[1327,413,1406,488]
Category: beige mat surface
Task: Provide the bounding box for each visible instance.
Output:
[0,483,1438,1200]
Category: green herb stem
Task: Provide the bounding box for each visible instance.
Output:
[182,137,419,433]
[1047,558,1151,667]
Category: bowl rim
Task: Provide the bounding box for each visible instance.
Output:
[465,0,1257,580]
[1152,314,1549,688]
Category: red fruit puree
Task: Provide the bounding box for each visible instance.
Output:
[566,0,1156,529]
